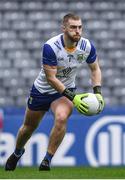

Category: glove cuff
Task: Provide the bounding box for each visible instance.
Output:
[62,88,75,101]
[93,86,102,94]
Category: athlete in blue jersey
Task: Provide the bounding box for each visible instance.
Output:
[5,13,104,171]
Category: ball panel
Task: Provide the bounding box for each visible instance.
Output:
[82,93,99,116]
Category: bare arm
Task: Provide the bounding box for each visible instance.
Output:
[88,57,102,87]
[43,64,65,93]
[88,57,105,112]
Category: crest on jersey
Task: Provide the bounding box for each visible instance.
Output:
[77,54,84,62]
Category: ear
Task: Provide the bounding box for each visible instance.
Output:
[61,25,66,32]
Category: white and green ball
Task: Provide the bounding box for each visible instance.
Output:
[82,93,100,116]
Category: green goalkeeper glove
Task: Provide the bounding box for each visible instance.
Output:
[73,93,89,114]
[93,86,105,114]
[95,94,105,114]
[62,88,89,114]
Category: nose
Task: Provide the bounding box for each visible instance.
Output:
[75,26,81,33]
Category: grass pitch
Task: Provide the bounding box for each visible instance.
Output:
[0,166,125,179]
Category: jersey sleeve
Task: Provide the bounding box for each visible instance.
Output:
[86,42,97,64]
[42,44,57,66]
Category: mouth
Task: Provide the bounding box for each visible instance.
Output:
[74,34,80,38]
[73,35,80,40]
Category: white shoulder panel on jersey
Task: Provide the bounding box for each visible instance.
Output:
[77,37,91,54]
[45,34,63,55]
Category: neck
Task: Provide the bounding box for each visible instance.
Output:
[63,34,77,49]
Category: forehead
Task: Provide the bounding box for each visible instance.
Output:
[67,19,82,26]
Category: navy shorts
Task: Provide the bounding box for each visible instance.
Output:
[27,84,76,111]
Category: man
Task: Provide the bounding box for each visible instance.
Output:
[5,13,104,171]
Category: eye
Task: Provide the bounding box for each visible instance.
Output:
[70,25,82,29]
[79,25,82,29]
[70,25,77,29]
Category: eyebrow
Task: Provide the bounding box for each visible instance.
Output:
[69,25,82,28]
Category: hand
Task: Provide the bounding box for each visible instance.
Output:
[73,93,89,114]
[95,94,105,114]
[62,89,89,114]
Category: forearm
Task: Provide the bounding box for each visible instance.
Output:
[89,58,102,88]
[44,64,66,93]
[47,76,66,93]
[89,61,102,94]
[91,67,102,87]
[47,77,75,100]
[91,68,102,94]
[44,65,75,100]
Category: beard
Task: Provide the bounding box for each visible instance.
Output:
[66,32,81,43]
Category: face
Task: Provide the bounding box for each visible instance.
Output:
[63,19,82,43]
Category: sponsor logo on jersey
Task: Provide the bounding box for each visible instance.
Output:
[62,67,72,77]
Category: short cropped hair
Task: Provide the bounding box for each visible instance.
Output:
[62,13,81,26]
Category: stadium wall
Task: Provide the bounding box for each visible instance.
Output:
[0,107,125,167]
